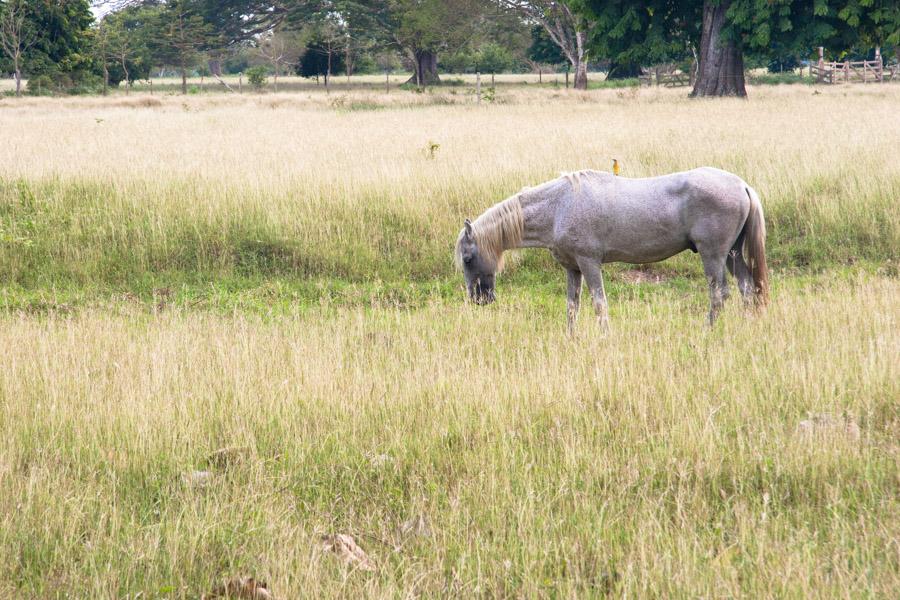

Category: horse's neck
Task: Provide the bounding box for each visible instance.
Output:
[519,181,564,249]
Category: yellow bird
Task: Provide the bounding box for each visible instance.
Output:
[612,158,620,176]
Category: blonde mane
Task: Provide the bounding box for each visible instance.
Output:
[561,169,599,194]
[455,193,525,271]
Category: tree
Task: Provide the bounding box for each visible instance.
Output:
[258,28,305,91]
[666,0,900,97]
[151,0,213,94]
[355,0,488,86]
[6,0,95,94]
[305,14,346,88]
[691,1,745,96]
[497,1,594,90]
[577,0,896,98]
[474,42,515,75]
[339,9,377,81]
[528,23,565,66]
[96,7,152,93]
[0,0,37,96]
[297,39,346,83]
[829,0,900,62]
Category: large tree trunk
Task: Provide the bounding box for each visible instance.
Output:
[181,63,187,95]
[572,30,588,90]
[690,0,746,98]
[406,49,440,86]
[14,64,21,97]
[573,59,587,90]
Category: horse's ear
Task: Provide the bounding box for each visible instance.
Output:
[464,219,473,237]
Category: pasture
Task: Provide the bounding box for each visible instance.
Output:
[0,82,898,598]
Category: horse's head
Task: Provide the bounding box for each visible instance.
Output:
[456,219,496,305]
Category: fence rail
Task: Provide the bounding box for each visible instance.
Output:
[639,64,694,88]
[811,47,893,84]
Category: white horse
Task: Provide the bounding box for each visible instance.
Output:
[455,167,768,331]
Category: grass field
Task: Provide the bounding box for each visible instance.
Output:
[1,83,898,598]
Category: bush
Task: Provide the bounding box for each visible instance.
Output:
[26,75,55,96]
[768,56,802,73]
[474,43,515,75]
[245,66,268,89]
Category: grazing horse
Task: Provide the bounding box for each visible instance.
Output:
[455,167,768,331]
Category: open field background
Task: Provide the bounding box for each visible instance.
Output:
[1,84,898,597]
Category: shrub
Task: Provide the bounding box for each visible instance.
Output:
[26,75,55,96]
[245,66,268,89]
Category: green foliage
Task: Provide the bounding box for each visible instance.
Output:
[440,49,475,73]
[443,43,517,74]
[146,0,215,82]
[297,42,346,79]
[94,4,156,88]
[579,0,895,73]
[245,65,268,88]
[1,0,95,92]
[24,75,54,96]
[748,72,814,85]
[528,25,566,66]
[474,42,516,73]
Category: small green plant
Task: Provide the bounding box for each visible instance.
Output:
[481,86,496,103]
[425,140,440,159]
[245,66,268,89]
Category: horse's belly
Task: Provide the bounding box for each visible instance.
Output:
[603,239,688,264]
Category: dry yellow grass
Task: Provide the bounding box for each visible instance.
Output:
[0,83,898,598]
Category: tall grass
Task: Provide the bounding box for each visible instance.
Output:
[0,84,898,598]
[1,85,898,298]
[0,278,897,597]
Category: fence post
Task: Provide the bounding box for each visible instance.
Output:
[239,73,243,94]
[476,71,481,104]
[565,66,569,89]
[875,46,883,83]
[817,47,825,83]
[385,69,389,93]
[844,60,850,83]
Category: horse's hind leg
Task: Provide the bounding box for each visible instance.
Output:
[576,258,610,331]
[701,251,728,325]
[727,248,754,306]
[566,268,582,335]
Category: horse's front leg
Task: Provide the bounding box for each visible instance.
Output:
[566,268,582,335]
[576,258,610,332]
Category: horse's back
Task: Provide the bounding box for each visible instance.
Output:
[555,168,751,264]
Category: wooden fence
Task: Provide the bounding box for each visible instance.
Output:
[639,63,694,88]
[810,47,894,84]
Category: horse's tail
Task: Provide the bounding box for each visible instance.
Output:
[743,185,769,307]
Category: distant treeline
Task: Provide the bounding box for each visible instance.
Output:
[1,1,896,97]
